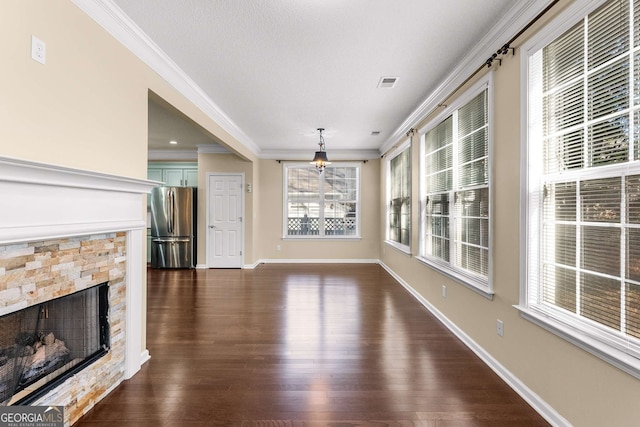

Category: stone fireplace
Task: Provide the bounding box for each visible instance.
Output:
[0,157,157,425]
[1,279,111,406]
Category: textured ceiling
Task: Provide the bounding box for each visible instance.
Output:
[107,0,541,158]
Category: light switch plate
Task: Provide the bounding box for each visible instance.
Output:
[31,35,46,64]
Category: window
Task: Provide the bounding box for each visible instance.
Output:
[284,164,360,238]
[387,142,411,249]
[522,0,640,375]
[420,79,491,294]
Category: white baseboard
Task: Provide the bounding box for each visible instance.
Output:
[260,258,379,264]
[200,259,380,269]
[243,260,262,269]
[140,349,151,366]
[379,261,570,427]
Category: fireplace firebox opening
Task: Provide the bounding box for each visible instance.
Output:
[0,282,110,405]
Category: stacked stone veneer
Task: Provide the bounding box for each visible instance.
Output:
[0,232,127,426]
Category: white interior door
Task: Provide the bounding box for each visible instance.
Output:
[207,174,243,268]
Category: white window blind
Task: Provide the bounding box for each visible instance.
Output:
[284,164,360,238]
[421,86,490,292]
[525,0,640,371]
[388,146,411,247]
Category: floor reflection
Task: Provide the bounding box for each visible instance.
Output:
[76,264,548,425]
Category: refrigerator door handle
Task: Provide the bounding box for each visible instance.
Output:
[162,188,170,235]
[168,188,174,234]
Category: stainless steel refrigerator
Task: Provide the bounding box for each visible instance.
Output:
[150,186,196,268]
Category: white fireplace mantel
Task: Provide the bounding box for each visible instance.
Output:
[0,156,159,244]
[0,156,159,379]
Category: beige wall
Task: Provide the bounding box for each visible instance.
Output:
[1,1,145,177]
[257,158,381,261]
[1,0,152,355]
[379,3,640,426]
[0,1,256,213]
[197,153,256,265]
[1,1,256,360]
[6,1,639,425]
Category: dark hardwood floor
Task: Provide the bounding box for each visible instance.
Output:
[76,264,549,426]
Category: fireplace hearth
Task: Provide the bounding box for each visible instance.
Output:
[0,283,110,405]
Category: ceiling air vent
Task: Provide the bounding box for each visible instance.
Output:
[377,76,398,88]
[371,131,381,136]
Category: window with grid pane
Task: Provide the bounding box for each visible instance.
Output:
[421,86,490,291]
[524,0,640,372]
[388,146,411,247]
[284,164,359,238]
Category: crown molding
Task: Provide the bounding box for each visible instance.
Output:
[379,0,555,155]
[148,149,198,161]
[72,0,261,157]
[260,149,381,161]
[74,0,555,161]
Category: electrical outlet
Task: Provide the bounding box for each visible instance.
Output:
[497,319,504,337]
[442,285,447,298]
[31,35,46,64]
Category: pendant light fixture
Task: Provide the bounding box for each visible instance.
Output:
[310,128,331,173]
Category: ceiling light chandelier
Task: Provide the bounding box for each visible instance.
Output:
[310,128,331,173]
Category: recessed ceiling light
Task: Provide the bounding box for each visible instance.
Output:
[169,140,178,145]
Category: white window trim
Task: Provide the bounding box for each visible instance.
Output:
[282,162,362,240]
[385,139,412,254]
[517,0,640,379]
[417,73,494,298]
